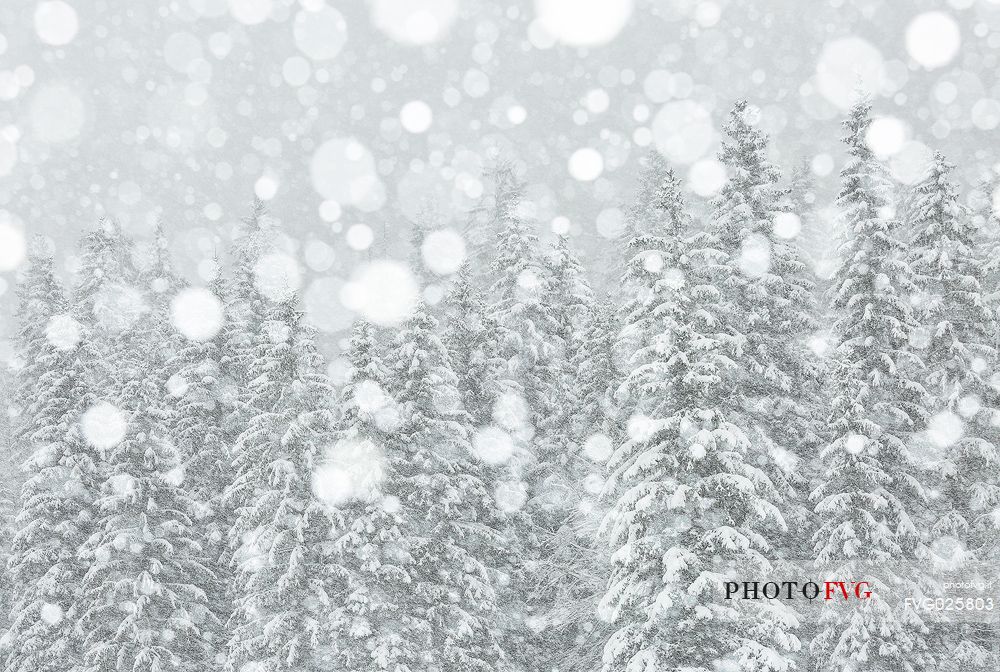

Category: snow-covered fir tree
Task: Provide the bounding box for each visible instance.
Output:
[324,318,409,670]
[216,202,288,669]
[387,304,505,669]
[709,107,824,645]
[623,151,689,240]
[483,177,557,386]
[810,98,934,672]
[555,299,623,672]
[464,161,523,289]
[611,151,684,299]
[164,272,236,667]
[75,222,219,672]
[78,368,217,672]
[327,308,508,671]
[442,262,506,426]
[602,162,799,672]
[483,168,576,668]
[530,296,621,672]
[711,99,822,506]
[516,234,603,672]
[617,154,691,378]
[440,268,538,668]
[485,169,562,450]
[226,297,338,672]
[0,370,13,645]
[536,233,593,476]
[974,171,1000,370]
[788,158,832,278]
[572,300,623,447]
[545,234,595,428]
[72,220,137,393]
[222,200,273,401]
[908,152,999,669]
[4,241,101,672]
[408,203,448,294]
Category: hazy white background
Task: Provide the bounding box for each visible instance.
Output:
[1,0,998,351]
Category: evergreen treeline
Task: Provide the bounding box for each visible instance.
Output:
[1,98,998,672]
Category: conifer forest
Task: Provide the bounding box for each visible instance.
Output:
[2,2,1000,672]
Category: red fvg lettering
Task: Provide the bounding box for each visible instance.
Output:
[823,581,872,600]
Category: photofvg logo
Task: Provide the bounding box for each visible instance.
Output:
[720,561,1000,623]
[724,580,872,601]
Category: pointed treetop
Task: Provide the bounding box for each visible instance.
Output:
[842,96,875,158]
[972,168,1000,233]
[148,218,174,280]
[716,99,781,193]
[231,198,275,274]
[244,196,267,231]
[626,150,690,239]
[549,233,587,277]
[480,156,524,218]
[410,202,441,283]
[77,217,127,273]
[720,99,761,143]
[26,233,55,261]
[910,151,971,246]
[651,162,691,232]
[548,233,592,292]
[347,318,383,374]
[490,156,519,189]
[452,259,475,286]
[790,157,815,192]
[206,253,225,292]
[643,148,669,172]
[925,150,955,183]
[17,236,61,297]
[912,151,959,209]
[98,215,120,237]
[551,230,571,254]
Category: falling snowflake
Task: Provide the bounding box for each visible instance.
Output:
[0,221,25,271]
[421,229,466,275]
[312,438,386,507]
[471,425,515,465]
[772,213,802,240]
[582,433,613,462]
[371,0,459,45]
[568,148,604,182]
[81,402,127,450]
[494,481,528,512]
[738,233,771,278]
[253,253,302,303]
[626,414,656,442]
[309,138,385,212]
[34,1,78,46]
[534,0,634,47]
[906,12,960,69]
[92,283,148,333]
[170,288,224,341]
[39,602,63,625]
[844,434,867,455]
[400,100,433,134]
[340,260,419,327]
[293,5,348,61]
[493,392,531,433]
[927,411,964,449]
[355,379,392,414]
[45,314,82,350]
[652,100,714,165]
